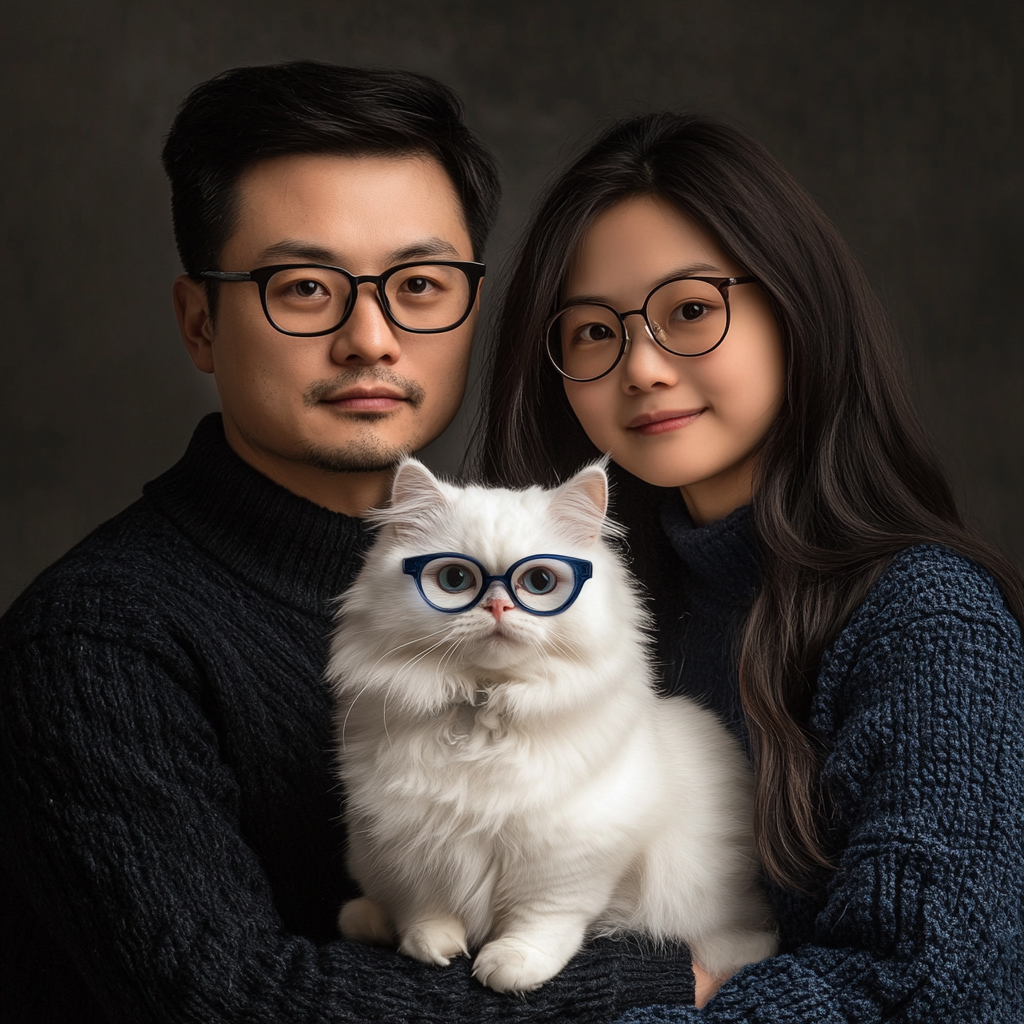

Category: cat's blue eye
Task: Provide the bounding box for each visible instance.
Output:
[520,566,557,595]
[437,564,474,593]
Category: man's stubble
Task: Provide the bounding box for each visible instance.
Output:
[298,366,428,474]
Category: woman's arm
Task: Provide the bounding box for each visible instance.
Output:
[618,549,1024,1022]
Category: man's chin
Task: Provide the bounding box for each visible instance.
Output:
[298,440,409,475]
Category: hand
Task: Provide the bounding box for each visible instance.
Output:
[692,963,724,1008]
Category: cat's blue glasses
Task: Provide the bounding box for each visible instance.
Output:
[402,553,593,616]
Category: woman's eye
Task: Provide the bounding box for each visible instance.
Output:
[437,565,473,592]
[675,301,709,322]
[576,323,616,344]
[520,567,557,595]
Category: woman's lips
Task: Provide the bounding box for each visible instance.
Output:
[626,409,705,435]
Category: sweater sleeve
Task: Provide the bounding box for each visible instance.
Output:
[0,630,694,1024]
[616,551,1024,1023]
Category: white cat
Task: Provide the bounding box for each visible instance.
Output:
[327,459,777,993]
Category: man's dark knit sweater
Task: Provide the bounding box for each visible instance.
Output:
[0,415,694,1024]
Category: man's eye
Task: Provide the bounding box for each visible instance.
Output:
[293,279,327,298]
[404,277,432,295]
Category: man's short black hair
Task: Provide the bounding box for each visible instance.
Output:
[162,61,501,283]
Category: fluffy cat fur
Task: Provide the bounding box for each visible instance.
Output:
[327,459,777,993]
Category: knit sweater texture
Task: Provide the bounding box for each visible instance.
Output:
[619,496,1024,1023]
[0,415,695,1024]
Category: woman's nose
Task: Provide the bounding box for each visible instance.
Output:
[619,314,679,392]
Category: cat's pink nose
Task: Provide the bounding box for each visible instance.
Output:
[484,597,515,622]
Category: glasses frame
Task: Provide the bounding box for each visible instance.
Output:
[199,260,486,337]
[402,552,594,616]
[546,275,758,382]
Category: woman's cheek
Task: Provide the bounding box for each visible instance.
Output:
[564,382,615,451]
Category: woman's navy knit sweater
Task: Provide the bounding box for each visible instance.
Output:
[622,498,1024,1023]
[0,416,696,1024]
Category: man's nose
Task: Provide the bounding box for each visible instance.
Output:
[329,283,403,365]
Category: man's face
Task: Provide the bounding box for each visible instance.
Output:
[181,152,479,508]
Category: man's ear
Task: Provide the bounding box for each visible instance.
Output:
[173,275,215,374]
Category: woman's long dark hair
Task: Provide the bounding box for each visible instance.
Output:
[480,113,1024,892]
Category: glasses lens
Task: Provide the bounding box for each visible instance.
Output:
[264,268,352,335]
[547,305,624,381]
[511,558,578,614]
[646,278,729,356]
[384,264,473,331]
[418,557,484,610]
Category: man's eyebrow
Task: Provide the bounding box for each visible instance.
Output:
[563,262,723,305]
[253,237,466,269]
[383,238,465,264]
[255,241,338,265]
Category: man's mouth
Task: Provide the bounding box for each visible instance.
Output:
[626,408,705,435]
[319,387,408,413]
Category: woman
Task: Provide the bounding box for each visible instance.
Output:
[482,114,1023,1020]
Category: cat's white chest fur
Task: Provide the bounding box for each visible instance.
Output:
[328,460,777,993]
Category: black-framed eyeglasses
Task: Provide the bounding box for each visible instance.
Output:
[402,552,593,616]
[546,275,757,382]
[199,261,485,337]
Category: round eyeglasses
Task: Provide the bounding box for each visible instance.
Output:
[402,552,593,616]
[200,261,485,337]
[546,275,757,382]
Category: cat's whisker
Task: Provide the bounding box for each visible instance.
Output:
[339,676,381,752]
[544,635,582,660]
[339,631,460,749]
[436,634,467,680]
[367,625,456,672]
[381,677,395,745]
[396,633,458,674]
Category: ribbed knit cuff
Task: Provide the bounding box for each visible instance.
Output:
[531,936,695,1021]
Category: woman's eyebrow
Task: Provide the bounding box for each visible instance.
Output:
[655,262,722,284]
[563,262,724,304]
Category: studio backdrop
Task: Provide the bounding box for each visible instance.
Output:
[2,0,1021,611]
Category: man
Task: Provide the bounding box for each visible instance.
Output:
[0,62,694,1022]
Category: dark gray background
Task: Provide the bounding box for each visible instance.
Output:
[2,0,1022,612]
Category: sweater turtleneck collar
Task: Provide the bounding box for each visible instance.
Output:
[142,414,373,615]
[660,494,760,608]
[658,494,760,750]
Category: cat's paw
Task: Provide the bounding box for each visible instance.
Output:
[398,916,469,966]
[338,896,395,946]
[472,936,566,992]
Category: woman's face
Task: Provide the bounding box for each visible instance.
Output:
[561,196,786,525]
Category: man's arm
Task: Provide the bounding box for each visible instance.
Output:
[0,632,693,1023]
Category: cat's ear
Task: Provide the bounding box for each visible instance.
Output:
[390,458,447,509]
[549,462,608,546]
[385,459,449,540]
